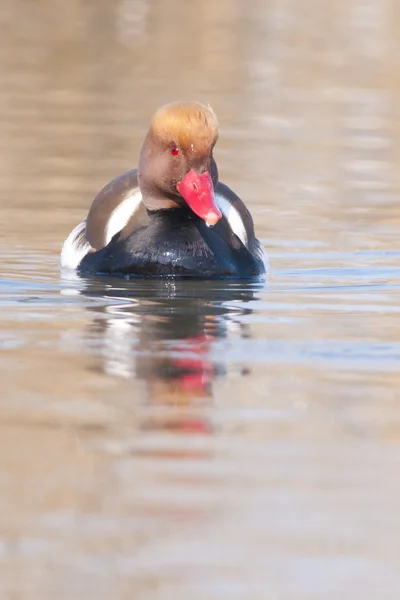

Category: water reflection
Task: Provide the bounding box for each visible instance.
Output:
[72,276,260,433]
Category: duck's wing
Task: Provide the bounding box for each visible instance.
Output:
[61,169,149,270]
[85,169,148,249]
[214,181,257,251]
[199,182,268,276]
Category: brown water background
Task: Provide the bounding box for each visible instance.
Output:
[1,0,400,598]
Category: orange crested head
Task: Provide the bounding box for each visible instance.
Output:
[149,101,219,157]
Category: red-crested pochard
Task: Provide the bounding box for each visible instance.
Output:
[61,101,267,278]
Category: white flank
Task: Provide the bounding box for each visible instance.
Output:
[60,221,92,270]
[105,189,143,245]
[215,193,248,247]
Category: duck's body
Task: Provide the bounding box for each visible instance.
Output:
[61,102,267,279]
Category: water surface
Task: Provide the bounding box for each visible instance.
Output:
[1,0,400,598]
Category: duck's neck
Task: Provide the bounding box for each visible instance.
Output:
[147,207,199,226]
[139,179,181,212]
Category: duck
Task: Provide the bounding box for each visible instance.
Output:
[61,101,267,279]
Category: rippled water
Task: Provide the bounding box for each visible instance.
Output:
[1,0,400,598]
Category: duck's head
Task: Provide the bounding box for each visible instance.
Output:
[138,101,222,226]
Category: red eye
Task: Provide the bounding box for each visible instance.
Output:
[171,145,179,156]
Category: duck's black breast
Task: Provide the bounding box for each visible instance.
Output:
[79,209,264,278]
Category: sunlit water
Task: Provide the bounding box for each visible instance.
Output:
[1,0,400,598]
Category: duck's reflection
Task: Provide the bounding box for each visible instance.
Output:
[63,275,261,433]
